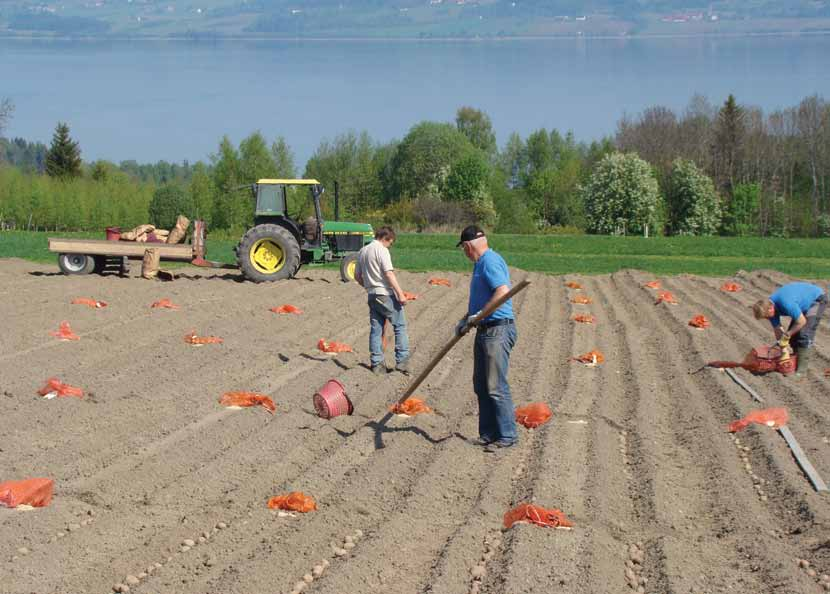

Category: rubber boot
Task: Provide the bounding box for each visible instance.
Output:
[794,346,811,378]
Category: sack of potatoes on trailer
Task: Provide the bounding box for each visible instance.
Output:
[167,215,190,244]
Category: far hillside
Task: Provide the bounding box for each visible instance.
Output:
[1,0,830,38]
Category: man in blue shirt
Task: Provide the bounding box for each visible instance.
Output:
[454,225,517,452]
[752,282,827,377]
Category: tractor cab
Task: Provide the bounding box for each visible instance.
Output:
[235,179,373,283]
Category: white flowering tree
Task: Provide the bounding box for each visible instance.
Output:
[582,152,662,235]
[666,159,722,235]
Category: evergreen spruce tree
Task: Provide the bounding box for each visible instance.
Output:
[45,122,82,179]
[711,94,745,195]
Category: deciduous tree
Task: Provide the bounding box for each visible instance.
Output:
[665,159,721,235]
[455,106,497,157]
[582,152,661,235]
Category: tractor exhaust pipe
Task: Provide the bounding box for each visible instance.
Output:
[334,181,340,221]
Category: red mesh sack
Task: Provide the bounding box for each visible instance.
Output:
[390,397,432,416]
[573,314,595,324]
[643,280,661,289]
[219,392,275,414]
[151,299,180,309]
[71,298,107,308]
[503,504,573,530]
[317,338,353,353]
[515,403,552,428]
[428,278,451,287]
[267,491,317,513]
[0,478,54,508]
[728,407,789,433]
[38,378,83,399]
[708,346,797,375]
[270,304,303,314]
[50,321,79,341]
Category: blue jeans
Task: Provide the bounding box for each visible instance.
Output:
[368,294,410,367]
[793,293,826,349]
[473,322,518,444]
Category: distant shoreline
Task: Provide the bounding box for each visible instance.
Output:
[1,29,829,43]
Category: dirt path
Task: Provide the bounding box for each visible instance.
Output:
[1,258,828,594]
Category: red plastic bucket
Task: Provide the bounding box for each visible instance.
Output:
[105,226,121,241]
[313,379,353,419]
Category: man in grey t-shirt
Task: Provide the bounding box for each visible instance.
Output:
[354,226,411,374]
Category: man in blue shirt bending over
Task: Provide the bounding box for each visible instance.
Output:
[752,282,827,377]
[454,225,517,452]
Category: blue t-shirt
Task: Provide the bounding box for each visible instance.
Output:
[769,282,824,328]
[468,249,513,321]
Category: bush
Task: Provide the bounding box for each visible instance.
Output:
[148,184,193,230]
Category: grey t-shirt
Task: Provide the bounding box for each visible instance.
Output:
[356,239,393,295]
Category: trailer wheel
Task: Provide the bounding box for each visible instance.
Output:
[58,253,96,275]
[339,253,358,283]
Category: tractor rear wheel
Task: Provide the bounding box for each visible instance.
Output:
[237,224,300,282]
[340,253,358,283]
[58,253,96,275]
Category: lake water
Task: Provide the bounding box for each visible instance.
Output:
[2,35,829,167]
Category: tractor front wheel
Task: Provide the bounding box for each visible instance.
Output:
[339,253,359,283]
[237,224,300,283]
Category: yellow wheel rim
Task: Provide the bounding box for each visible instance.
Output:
[250,239,285,274]
[346,260,356,280]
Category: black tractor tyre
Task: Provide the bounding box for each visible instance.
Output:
[58,253,96,275]
[237,224,300,283]
[340,253,359,283]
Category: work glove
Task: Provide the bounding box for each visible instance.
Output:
[777,333,791,349]
[455,311,482,337]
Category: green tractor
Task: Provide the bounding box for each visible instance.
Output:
[235,179,373,283]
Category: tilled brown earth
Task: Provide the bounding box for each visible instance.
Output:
[1,258,828,594]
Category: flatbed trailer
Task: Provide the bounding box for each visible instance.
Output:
[48,221,226,275]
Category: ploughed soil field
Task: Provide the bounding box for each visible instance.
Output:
[1,257,829,594]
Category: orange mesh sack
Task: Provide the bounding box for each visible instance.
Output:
[184,330,223,345]
[390,398,432,416]
[50,321,79,341]
[428,278,451,287]
[0,478,54,508]
[38,378,83,399]
[515,403,552,429]
[151,299,179,309]
[728,407,789,433]
[720,282,742,292]
[267,491,317,513]
[317,338,353,353]
[219,392,275,414]
[689,315,710,329]
[565,281,583,289]
[570,295,592,304]
[655,291,678,305]
[573,314,595,324]
[643,281,661,289]
[270,304,303,314]
[71,298,107,308]
[570,350,604,366]
[403,291,420,300]
[503,504,573,530]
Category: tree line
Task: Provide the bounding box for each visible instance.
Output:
[1,93,828,237]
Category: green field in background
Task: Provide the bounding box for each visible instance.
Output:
[2,231,828,278]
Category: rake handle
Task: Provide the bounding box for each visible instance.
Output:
[396,279,531,405]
